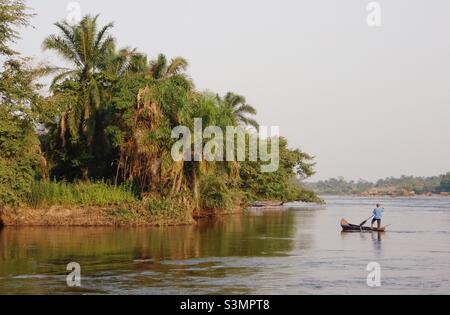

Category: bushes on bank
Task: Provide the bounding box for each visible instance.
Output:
[200,176,236,211]
[143,194,194,223]
[0,106,40,207]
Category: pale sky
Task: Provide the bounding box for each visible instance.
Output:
[13,0,450,181]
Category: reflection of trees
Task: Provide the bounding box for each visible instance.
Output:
[286,207,318,253]
[0,211,297,278]
[145,210,297,261]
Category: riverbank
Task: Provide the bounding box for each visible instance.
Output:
[0,180,222,227]
[0,204,197,227]
[0,179,321,227]
[0,200,308,227]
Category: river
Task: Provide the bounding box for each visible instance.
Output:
[0,196,449,295]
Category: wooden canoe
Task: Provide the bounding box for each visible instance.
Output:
[341,218,386,232]
[250,201,284,208]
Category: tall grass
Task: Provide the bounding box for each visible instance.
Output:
[27,180,138,208]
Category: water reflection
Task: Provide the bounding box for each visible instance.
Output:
[371,232,384,257]
[2,196,449,294]
[339,230,384,258]
[0,209,299,294]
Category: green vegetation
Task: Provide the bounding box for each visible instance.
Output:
[0,102,39,206]
[437,173,450,193]
[0,0,43,206]
[0,1,319,224]
[27,180,138,208]
[306,174,450,196]
[240,138,321,203]
[200,176,237,211]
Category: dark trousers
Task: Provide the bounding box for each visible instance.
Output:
[372,218,381,228]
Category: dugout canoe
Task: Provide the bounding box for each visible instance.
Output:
[250,201,284,208]
[340,218,387,232]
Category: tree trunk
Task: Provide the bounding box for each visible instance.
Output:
[82,167,89,181]
[192,166,199,209]
[150,155,163,193]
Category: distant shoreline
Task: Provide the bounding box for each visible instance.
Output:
[304,174,450,198]
[318,192,450,198]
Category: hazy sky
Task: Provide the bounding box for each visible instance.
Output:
[13,0,450,181]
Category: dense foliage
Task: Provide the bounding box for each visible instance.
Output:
[0,1,45,205]
[0,3,319,217]
[0,100,39,205]
[240,137,320,203]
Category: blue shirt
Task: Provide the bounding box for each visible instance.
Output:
[373,207,384,220]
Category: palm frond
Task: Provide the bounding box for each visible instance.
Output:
[167,57,188,77]
[224,92,246,109]
[54,21,77,48]
[149,54,167,79]
[237,104,257,115]
[239,117,259,130]
[50,69,79,90]
[42,35,82,67]
[94,21,114,50]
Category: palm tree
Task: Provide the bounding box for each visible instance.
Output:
[220,92,259,129]
[43,15,115,85]
[43,15,116,138]
[102,48,148,79]
[149,53,188,80]
[43,14,116,178]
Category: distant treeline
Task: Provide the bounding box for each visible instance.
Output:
[305,173,450,195]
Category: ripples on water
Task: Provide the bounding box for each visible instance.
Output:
[0,196,449,294]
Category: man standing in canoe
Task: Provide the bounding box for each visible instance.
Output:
[371,204,384,229]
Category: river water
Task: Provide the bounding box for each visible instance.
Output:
[0,196,449,295]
